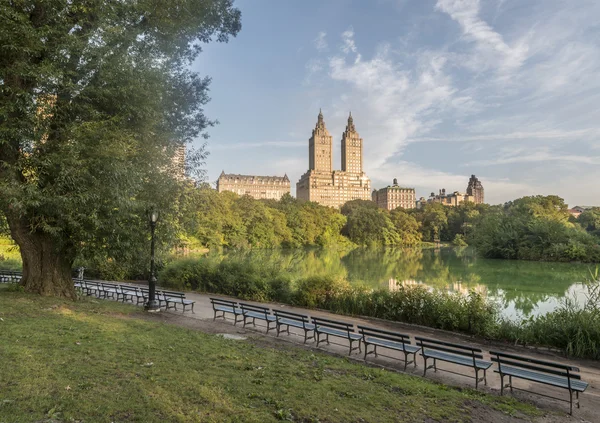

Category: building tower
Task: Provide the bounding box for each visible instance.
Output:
[466,174,484,204]
[308,109,333,172]
[341,112,363,174]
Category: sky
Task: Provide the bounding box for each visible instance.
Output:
[191,0,600,206]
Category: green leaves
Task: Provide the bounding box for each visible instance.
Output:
[0,1,241,291]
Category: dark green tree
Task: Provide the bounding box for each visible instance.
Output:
[0,1,241,297]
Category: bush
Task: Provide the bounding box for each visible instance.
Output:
[158,257,599,359]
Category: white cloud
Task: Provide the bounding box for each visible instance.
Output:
[435,0,529,71]
[314,31,328,52]
[211,141,304,151]
[341,27,358,54]
[299,1,600,205]
[412,128,600,143]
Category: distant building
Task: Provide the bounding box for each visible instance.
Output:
[466,174,484,204]
[568,205,595,218]
[372,179,416,210]
[296,110,371,208]
[172,145,186,180]
[419,175,485,208]
[217,171,290,200]
[426,189,476,207]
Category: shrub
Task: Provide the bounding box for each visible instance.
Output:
[158,257,599,359]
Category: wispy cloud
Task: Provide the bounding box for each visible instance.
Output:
[435,0,529,72]
[341,27,358,54]
[412,128,600,143]
[297,0,600,204]
[314,31,328,52]
[211,141,305,151]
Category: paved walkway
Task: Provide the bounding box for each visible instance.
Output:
[156,290,599,421]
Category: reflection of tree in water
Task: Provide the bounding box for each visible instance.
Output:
[340,248,424,287]
[218,247,591,316]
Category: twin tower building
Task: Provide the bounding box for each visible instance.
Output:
[217,110,372,208]
[217,110,484,209]
[296,110,371,208]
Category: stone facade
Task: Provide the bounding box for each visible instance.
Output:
[296,111,371,208]
[426,189,476,207]
[372,179,416,210]
[466,174,484,204]
[217,171,290,200]
[417,175,485,208]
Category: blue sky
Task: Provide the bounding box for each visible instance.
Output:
[192,0,600,206]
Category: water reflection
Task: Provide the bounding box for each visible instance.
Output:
[220,247,594,318]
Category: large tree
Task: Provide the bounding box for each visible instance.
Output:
[0,1,241,297]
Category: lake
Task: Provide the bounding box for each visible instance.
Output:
[220,247,597,319]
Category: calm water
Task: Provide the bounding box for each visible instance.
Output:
[221,247,596,319]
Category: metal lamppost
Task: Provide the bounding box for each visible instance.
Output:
[145,208,160,312]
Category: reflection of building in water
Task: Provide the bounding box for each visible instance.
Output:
[388,278,487,296]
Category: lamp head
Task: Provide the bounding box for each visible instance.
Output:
[148,208,159,224]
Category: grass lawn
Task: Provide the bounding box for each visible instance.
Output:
[0,286,540,423]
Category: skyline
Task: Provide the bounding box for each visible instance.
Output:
[191,0,600,206]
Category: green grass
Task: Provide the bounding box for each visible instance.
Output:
[0,287,540,422]
[0,236,21,271]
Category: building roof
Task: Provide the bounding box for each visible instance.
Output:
[219,172,290,183]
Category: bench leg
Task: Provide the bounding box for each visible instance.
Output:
[509,375,513,393]
[326,334,330,345]
[364,344,369,360]
[276,323,282,337]
[500,374,504,395]
[475,368,479,390]
[423,357,428,377]
[483,369,487,386]
[569,390,573,415]
[433,358,437,373]
[577,391,580,409]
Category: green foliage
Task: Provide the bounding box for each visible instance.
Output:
[578,208,600,237]
[341,200,422,246]
[496,274,600,359]
[181,189,351,249]
[159,256,498,336]
[470,196,600,262]
[159,255,600,358]
[452,234,468,246]
[0,1,241,293]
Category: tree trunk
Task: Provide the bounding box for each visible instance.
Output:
[6,213,77,299]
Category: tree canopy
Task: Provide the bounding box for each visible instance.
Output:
[0,1,241,297]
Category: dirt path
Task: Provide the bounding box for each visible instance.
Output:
[132,290,599,423]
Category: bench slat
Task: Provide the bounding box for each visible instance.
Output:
[364,336,420,354]
[497,366,588,392]
[424,349,492,370]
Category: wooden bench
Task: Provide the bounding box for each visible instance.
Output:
[119,285,140,303]
[161,290,195,313]
[82,280,102,297]
[416,337,492,389]
[358,325,420,370]
[240,302,277,333]
[210,298,243,325]
[312,316,362,355]
[0,271,22,283]
[100,282,121,300]
[490,351,588,415]
[273,309,315,343]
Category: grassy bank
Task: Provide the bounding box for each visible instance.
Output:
[159,257,600,360]
[0,287,539,422]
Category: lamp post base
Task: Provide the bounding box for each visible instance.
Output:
[144,301,161,312]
